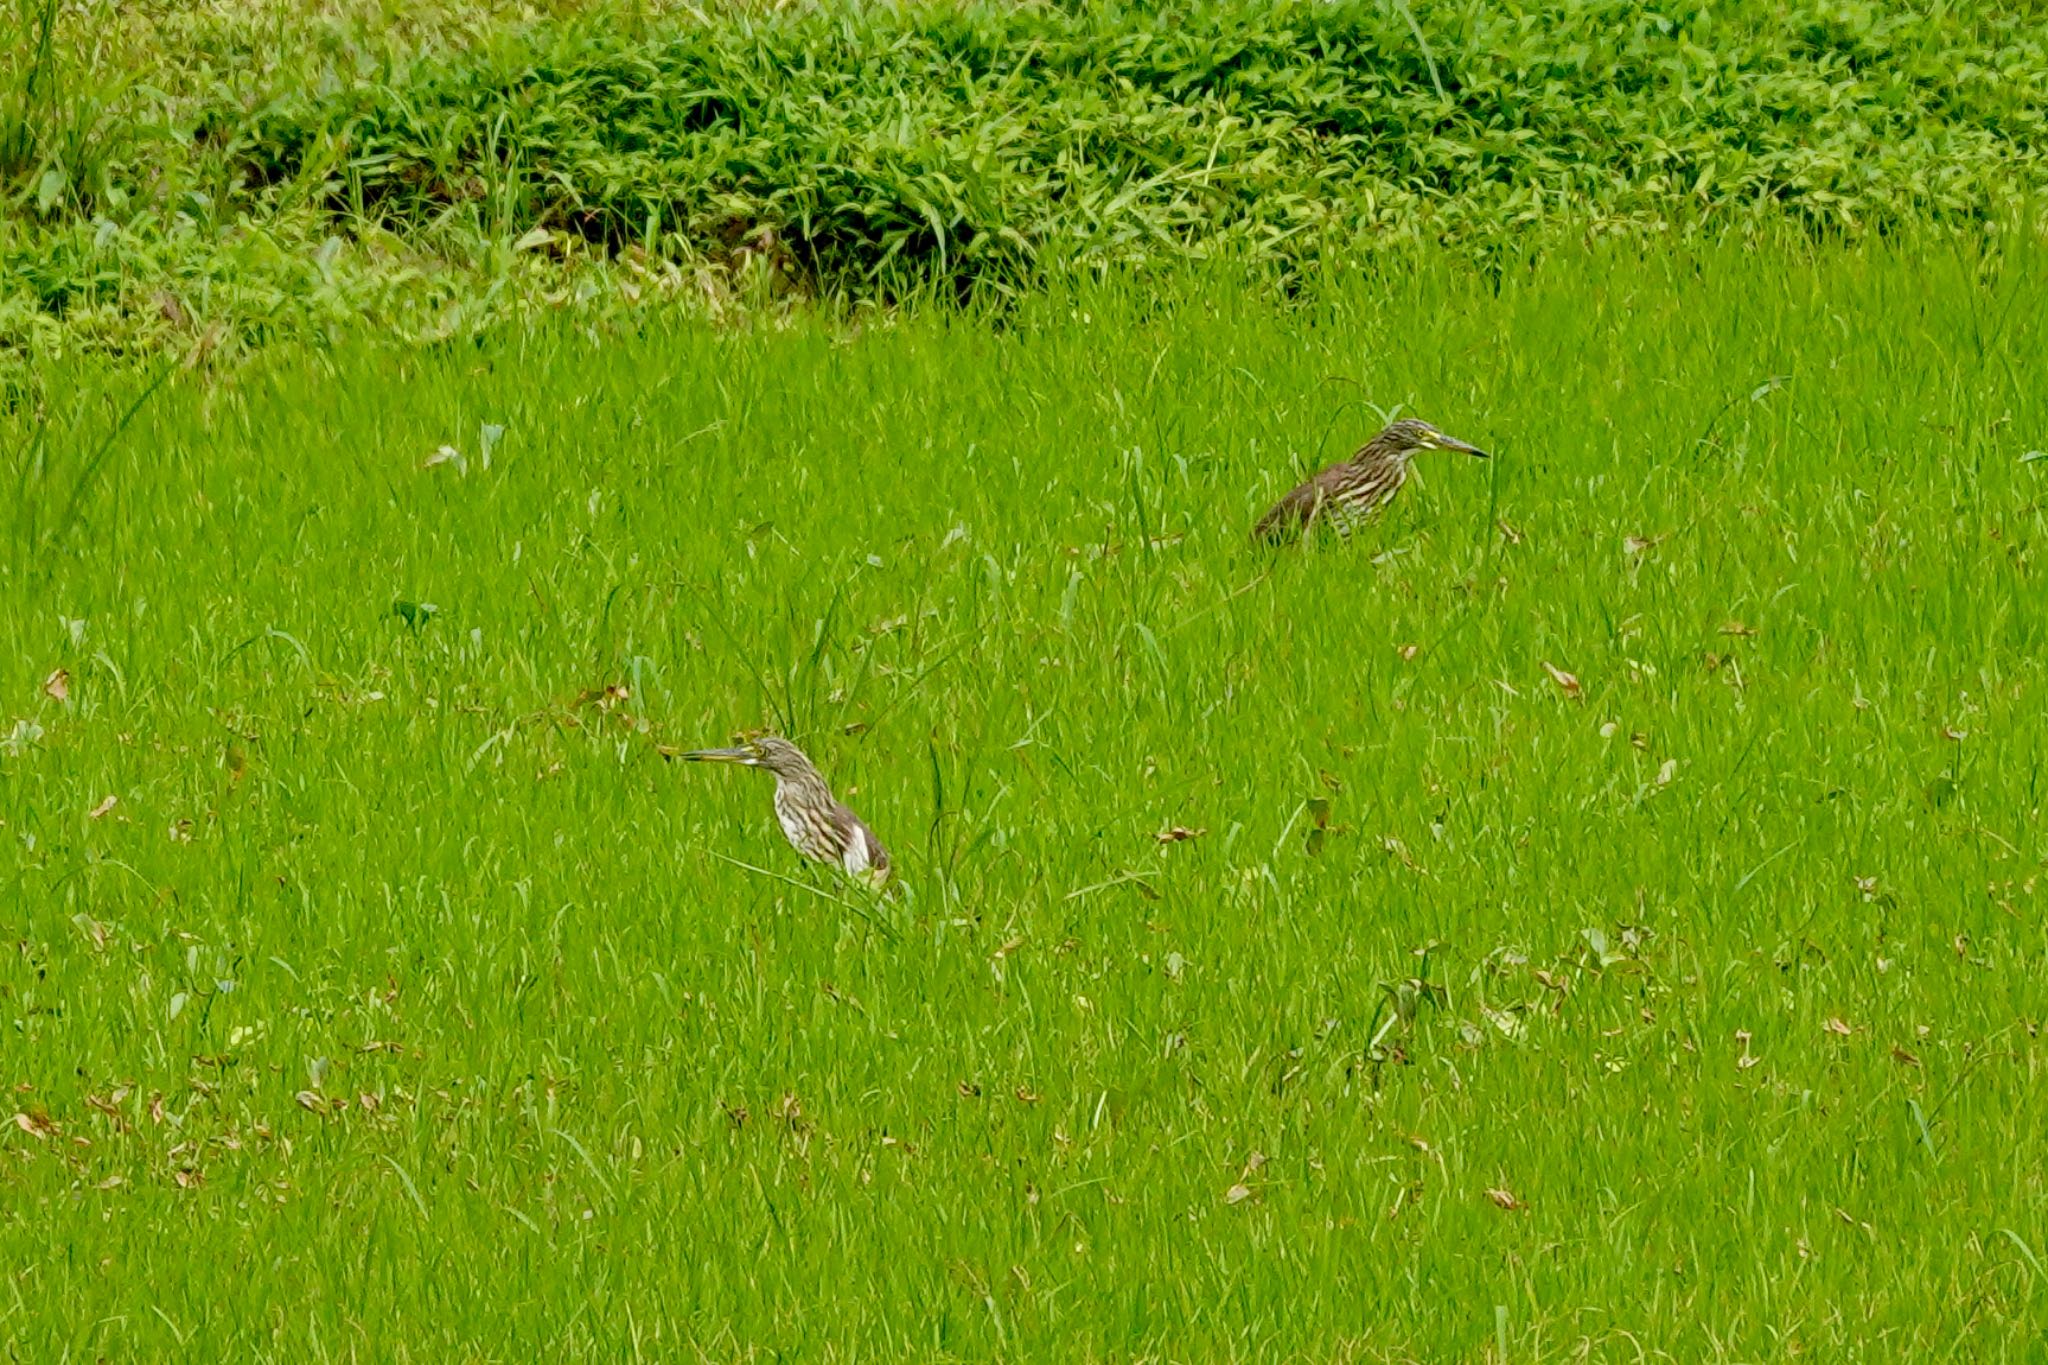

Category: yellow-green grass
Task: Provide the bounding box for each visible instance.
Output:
[3,234,2046,1358]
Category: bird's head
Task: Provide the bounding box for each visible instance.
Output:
[679,734,816,778]
[1375,417,1489,462]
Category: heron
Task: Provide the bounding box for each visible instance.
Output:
[678,735,891,889]
[1253,418,1488,544]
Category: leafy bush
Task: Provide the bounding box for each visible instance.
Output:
[4,0,2046,356]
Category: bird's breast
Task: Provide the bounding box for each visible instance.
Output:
[773,782,841,861]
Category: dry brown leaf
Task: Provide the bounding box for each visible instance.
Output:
[1155,825,1206,844]
[1396,643,1420,661]
[771,1092,804,1127]
[1486,1186,1525,1212]
[422,444,462,469]
[574,682,631,710]
[184,320,225,370]
[1623,533,1663,556]
[1891,1045,1921,1067]
[294,1090,325,1113]
[1014,1086,1041,1104]
[11,1111,55,1139]
[1941,726,1968,742]
[43,668,69,702]
[1542,661,1583,700]
[1224,1183,1254,1206]
[173,1167,202,1189]
[1721,621,1759,637]
[88,794,117,820]
[1824,1017,1855,1037]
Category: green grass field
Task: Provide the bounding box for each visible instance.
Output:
[5,233,2048,1358]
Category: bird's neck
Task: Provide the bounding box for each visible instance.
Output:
[771,767,833,808]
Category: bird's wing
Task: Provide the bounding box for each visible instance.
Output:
[1252,465,1342,542]
[832,804,891,884]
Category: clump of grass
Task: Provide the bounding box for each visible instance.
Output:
[0,0,62,185]
[4,0,2048,361]
[1,0,128,215]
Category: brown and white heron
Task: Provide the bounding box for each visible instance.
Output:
[678,735,891,889]
[1253,418,1489,544]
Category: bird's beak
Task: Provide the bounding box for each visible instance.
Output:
[1431,431,1490,459]
[679,747,758,765]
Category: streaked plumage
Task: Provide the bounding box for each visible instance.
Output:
[680,735,890,888]
[1253,418,1489,544]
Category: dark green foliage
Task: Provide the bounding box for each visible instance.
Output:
[4,0,2047,354]
[240,2,2048,261]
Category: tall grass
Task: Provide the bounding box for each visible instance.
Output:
[0,0,62,186]
[3,234,2044,1357]
[0,0,124,216]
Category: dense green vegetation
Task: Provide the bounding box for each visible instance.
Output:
[4,0,2047,358]
[5,234,2046,1357]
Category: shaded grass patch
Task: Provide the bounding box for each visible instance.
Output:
[4,0,2047,358]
